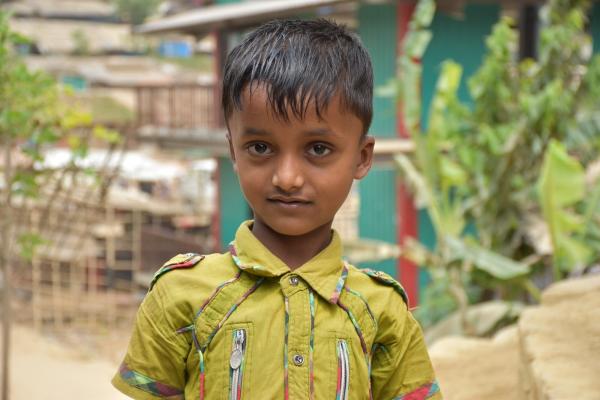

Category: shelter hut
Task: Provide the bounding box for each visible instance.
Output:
[8,147,216,337]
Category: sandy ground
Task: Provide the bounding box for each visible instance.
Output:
[3,325,130,400]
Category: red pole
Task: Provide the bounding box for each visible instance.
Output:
[396,2,419,308]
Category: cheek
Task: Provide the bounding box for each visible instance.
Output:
[236,163,269,193]
[313,168,354,203]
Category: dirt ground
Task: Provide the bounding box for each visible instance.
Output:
[2,325,130,400]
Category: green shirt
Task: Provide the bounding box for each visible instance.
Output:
[112,221,441,399]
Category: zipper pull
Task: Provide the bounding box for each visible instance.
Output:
[230,329,245,370]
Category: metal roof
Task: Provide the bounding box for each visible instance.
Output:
[136,0,356,35]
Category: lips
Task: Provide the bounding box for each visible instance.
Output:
[267,195,312,208]
[268,195,311,204]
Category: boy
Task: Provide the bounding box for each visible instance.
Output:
[113,19,441,400]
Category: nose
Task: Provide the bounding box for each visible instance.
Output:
[272,154,304,193]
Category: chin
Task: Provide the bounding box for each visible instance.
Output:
[258,216,330,238]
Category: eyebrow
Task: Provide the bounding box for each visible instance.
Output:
[302,128,336,137]
[242,127,271,136]
[241,127,337,137]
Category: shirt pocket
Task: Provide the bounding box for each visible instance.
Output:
[325,334,371,400]
[222,322,253,400]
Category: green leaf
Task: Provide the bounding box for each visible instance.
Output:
[538,140,585,207]
[11,171,39,198]
[556,235,593,271]
[445,236,530,280]
[537,140,591,272]
[93,125,122,144]
[411,0,436,28]
[394,153,431,208]
[428,61,463,137]
[17,232,47,261]
[62,110,93,129]
[405,31,433,59]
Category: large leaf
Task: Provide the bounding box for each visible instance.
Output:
[428,61,463,137]
[537,140,591,271]
[445,236,530,280]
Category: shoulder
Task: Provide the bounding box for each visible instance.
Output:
[147,251,238,308]
[345,264,409,306]
[140,251,239,327]
[345,264,418,346]
[149,253,205,291]
[150,251,237,290]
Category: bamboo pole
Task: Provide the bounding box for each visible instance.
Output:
[1,140,13,400]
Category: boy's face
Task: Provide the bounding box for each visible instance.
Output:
[227,86,374,238]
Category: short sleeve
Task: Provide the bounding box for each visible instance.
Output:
[112,281,190,399]
[370,295,442,400]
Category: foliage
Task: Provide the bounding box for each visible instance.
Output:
[389,0,600,330]
[112,0,161,25]
[66,94,135,125]
[71,29,90,56]
[153,54,214,73]
[537,140,593,278]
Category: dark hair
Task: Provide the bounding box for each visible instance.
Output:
[222,18,373,134]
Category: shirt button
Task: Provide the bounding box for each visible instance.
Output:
[293,354,304,366]
[289,276,299,286]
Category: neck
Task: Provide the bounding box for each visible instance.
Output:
[251,219,333,270]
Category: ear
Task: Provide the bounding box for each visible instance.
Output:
[227,133,238,173]
[354,135,374,180]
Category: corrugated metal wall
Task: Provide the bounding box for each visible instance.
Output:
[357,3,399,277]
[218,157,250,249]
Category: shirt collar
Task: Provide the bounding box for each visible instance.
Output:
[229,220,347,304]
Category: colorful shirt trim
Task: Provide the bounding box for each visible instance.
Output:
[360,268,409,305]
[392,381,440,400]
[118,362,184,399]
[329,263,349,304]
[308,290,316,400]
[337,298,372,399]
[149,253,204,291]
[283,295,290,400]
[345,286,377,330]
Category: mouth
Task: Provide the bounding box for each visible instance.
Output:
[267,196,312,208]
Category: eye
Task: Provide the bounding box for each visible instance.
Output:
[307,143,331,157]
[247,142,272,156]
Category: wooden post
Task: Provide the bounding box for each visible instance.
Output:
[1,138,14,400]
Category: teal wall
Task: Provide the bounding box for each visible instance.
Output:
[215,0,242,249]
[419,4,500,289]
[592,3,600,54]
[218,157,251,250]
[357,3,398,277]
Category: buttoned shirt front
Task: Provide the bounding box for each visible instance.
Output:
[113,221,441,399]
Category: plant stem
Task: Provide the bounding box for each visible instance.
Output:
[521,279,542,303]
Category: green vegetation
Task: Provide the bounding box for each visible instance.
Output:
[112,0,161,25]
[153,54,214,73]
[71,29,90,56]
[384,0,600,332]
[68,94,135,125]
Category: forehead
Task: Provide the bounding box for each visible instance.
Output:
[228,85,363,136]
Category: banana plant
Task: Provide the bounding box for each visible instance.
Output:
[538,140,595,279]
[388,0,600,331]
